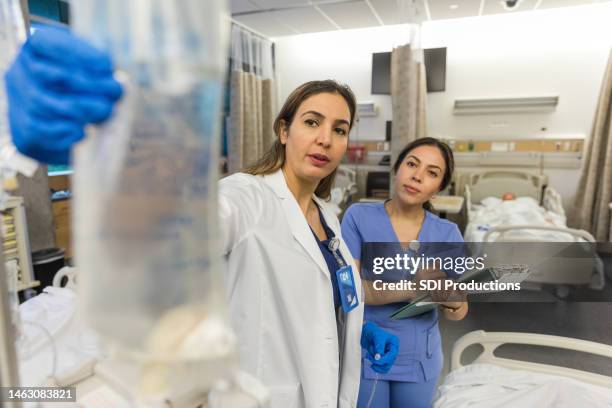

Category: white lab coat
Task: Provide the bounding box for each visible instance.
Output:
[219,168,364,408]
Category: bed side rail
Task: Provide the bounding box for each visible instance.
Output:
[451,330,612,388]
[482,224,595,243]
[543,186,565,216]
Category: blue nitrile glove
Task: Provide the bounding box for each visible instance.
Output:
[4,27,123,165]
[361,321,399,374]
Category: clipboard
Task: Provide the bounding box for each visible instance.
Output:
[389,265,530,320]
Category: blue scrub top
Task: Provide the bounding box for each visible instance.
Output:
[341,202,463,382]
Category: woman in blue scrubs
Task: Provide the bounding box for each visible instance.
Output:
[341,137,468,408]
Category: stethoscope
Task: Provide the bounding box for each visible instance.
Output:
[327,237,345,267]
[408,239,420,252]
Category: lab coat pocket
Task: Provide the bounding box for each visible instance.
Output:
[269,383,302,408]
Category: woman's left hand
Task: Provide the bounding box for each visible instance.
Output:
[440,288,467,310]
[361,322,400,373]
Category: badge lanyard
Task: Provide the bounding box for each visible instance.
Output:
[328,237,359,313]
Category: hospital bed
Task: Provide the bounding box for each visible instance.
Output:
[463,170,567,241]
[434,330,612,407]
[461,170,604,294]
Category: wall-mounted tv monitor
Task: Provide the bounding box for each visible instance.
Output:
[371,47,446,94]
[371,52,391,95]
[424,47,446,92]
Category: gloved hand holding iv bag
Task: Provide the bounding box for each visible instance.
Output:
[4,27,123,165]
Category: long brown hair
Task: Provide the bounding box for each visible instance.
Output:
[242,80,357,199]
[392,137,455,212]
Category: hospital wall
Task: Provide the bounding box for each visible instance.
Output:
[274,3,612,210]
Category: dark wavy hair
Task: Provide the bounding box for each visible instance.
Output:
[242,80,356,199]
[392,137,455,211]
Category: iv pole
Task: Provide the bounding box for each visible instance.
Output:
[0,252,21,407]
[0,2,30,406]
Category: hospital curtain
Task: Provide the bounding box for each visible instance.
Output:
[571,49,612,241]
[390,43,428,191]
[228,24,276,173]
[390,43,428,161]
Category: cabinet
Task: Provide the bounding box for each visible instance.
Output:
[1,197,37,291]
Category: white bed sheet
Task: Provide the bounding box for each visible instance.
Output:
[464,197,571,242]
[17,286,105,387]
[434,363,612,408]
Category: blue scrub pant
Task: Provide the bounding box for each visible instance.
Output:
[356,376,438,408]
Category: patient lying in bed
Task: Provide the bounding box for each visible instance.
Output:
[464,194,570,241]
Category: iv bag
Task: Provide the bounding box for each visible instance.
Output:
[70,0,235,394]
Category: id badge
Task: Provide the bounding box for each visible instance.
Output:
[336,265,359,313]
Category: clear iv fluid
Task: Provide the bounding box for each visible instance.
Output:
[70,0,234,363]
[75,78,225,351]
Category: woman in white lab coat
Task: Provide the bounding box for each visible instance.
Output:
[5,28,399,408]
[218,80,398,407]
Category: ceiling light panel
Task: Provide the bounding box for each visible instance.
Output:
[427,0,481,20]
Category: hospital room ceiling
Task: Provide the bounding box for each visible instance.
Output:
[230,0,609,37]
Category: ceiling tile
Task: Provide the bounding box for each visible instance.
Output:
[368,0,401,24]
[427,0,481,20]
[318,1,381,29]
[255,0,312,9]
[536,0,596,9]
[269,6,339,33]
[232,0,605,36]
[481,0,539,15]
[368,0,429,24]
[233,13,298,37]
[230,0,261,14]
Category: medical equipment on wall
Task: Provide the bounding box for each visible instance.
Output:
[68,0,266,405]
